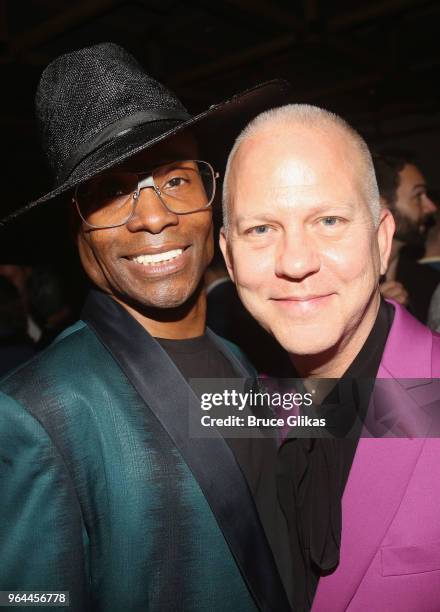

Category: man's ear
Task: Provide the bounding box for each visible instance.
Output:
[219,227,235,283]
[377,208,395,275]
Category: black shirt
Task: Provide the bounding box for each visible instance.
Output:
[156,333,238,380]
[277,300,394,611]
[156,333,294,606]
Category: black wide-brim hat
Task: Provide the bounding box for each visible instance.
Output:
[1,43,291,236]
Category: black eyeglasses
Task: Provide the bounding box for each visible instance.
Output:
[74,160,219,229]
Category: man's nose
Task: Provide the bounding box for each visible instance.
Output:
[125,187,179,234]
[274,228,321,281]
[422,194,437,216]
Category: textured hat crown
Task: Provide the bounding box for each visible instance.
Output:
[35,43,188,182]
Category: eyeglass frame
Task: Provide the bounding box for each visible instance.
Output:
[72,159,220,230]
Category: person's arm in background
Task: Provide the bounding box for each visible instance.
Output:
[380,279,409,305]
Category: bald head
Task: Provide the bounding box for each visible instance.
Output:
[222,104,380,232]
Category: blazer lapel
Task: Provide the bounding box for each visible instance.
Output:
[313,437,425,610]
[379,299,433,378]
[82,290,291,612]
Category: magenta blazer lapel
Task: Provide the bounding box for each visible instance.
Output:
[378,299,434,379]
[312,302,435,610]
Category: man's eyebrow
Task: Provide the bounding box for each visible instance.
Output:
[234,203,354,224]
[235,213,276,224]
[412,183,427,191]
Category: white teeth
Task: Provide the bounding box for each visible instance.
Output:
[131,249,183,265]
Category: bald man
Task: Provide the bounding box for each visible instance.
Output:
[220,105,440,612]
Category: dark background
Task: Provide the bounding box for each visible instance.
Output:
[1,0,439,222]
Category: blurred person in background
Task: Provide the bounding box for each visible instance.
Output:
[0,276,36,376]
[0,264,42,342]
[373,153,438,322]
[422,202,440,331]
[428,283,440,331]
[27,264,74,349]
[419,192,440,273]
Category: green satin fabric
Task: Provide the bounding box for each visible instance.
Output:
[0,321,257,612]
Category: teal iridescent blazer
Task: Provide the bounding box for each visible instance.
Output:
[0,290,290,612]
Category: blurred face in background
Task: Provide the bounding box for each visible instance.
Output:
[392,163,436,244]
[0,265,31,307]
[221,122,394,363]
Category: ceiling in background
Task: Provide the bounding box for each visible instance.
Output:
[1,0,439,212]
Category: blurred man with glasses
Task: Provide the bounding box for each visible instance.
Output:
[0,44,292,612]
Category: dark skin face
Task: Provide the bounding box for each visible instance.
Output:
[75,133,214,338]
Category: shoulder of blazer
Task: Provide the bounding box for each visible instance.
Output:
[0,319,116,398]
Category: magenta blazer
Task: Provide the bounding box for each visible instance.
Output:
[312,302,440,611]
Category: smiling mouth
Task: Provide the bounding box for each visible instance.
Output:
[273,294,331,302]
[128,248,185,266]
[270,294,335,311]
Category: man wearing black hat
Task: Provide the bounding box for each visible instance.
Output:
[0,44,292,612]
